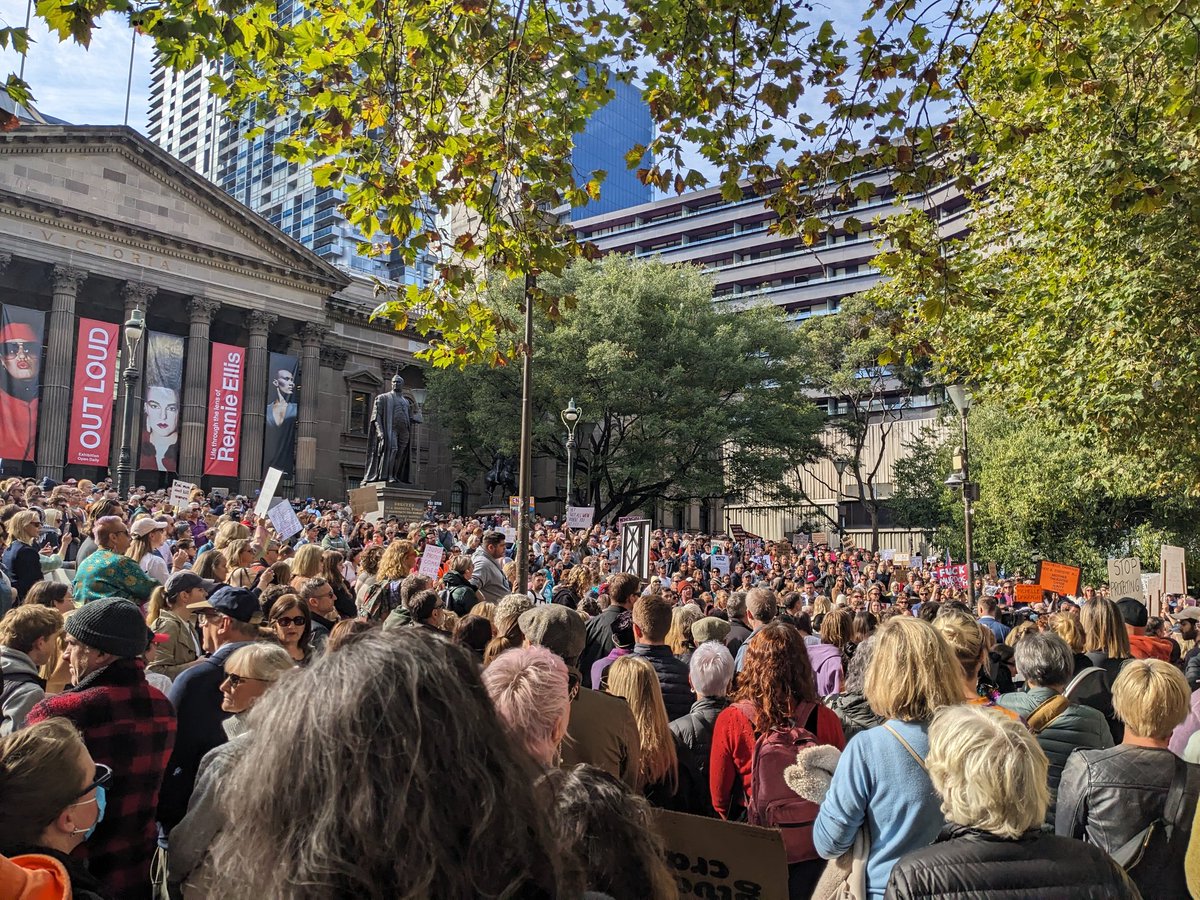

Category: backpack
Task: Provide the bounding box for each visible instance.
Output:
[361,579,401,622]
[737,700,822,864]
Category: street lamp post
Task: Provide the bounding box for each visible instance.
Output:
[516,272,535,595]
[115,307,146,500]
[560,398,581,514]
[833,458,847,548]
[946,384,978,604]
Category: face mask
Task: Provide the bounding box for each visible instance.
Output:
[71,785,107,839]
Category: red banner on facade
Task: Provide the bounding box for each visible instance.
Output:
[67,318,119,466]
[203,342,244,477]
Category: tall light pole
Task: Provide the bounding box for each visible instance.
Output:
[560,398,581,515]
[946,384,978,604]
[115,307,146,500]
[516,272,535,595]
[833,457,847,548]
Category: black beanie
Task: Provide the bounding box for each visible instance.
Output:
[67,598,153,659]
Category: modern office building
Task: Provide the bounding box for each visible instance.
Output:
[569,172,969,544]
[568,77,653,218]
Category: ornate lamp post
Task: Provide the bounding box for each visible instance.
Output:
[560,398,581,514]
[832,457,847,547]
[115,307,145,499]
[946,384,978,604]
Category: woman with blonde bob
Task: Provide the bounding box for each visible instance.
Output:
[886,705,1139,899]
[815,616,962,899]
[1057,659,1200,898]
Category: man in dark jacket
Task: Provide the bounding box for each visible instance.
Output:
[670,639,733,817]
[632,594,694,721]
[442,554,480,617]
[157,587,261,833]
[723,592,752,657]
[26,598,176,900]
[578,572,639,689]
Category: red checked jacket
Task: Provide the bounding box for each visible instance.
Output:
[26,659,176,900]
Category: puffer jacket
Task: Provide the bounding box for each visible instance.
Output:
[0,646,45,735]
[884,825,1140,899]
[1056,744,1200,899]
[632,643,694,722]
[824,691,882,741]
[669,696,729,809]
[998,687,1112,822]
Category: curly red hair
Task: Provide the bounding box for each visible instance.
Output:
[734,621,818,733]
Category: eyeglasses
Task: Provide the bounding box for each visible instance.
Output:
[273,615,306,628]
[74,763,112,799]
[2,340,37,358]
[223,673,268,688]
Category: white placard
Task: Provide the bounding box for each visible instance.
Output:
[1107,556,1144,602]
[255,467,285,517]
[418,545,444,578]
[501,526,517,544]
[880,549,896,562]
[364,502,384,525]
[168,480,195,511]
[711,554,730,575]
[1161,545,1188,595]
[910,555,924,569]
[566,506,595,529]
[267,498,302,540]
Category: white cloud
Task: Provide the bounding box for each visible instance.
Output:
[0,1,153,132]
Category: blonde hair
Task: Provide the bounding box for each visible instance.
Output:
[865,616,962,722]
[1080,597,1131,659]
[6,510,38,544]
[213,521,250,551]
[376,541,416,581]
[664,605,702,655]
[1004,620,1036,648]
[223,538,254,567]
[606,656,677,794]
[812,595,831,618]
[225,643,295,682]
[470,602,497,622]
[931,609,987,678]
[145,586,167,626]
[1112,659,1190,740]
[290,544,324,580]
[927,705,1049,839]
[1050,614,1085,654]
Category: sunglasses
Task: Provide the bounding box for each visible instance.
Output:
[2,340,37,359]
[273,615,306,628]
[223,673,268,688]
[75,763,113,798]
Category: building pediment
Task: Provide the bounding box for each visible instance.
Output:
[0,125,349,296]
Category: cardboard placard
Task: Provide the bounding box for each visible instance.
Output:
[255,467,285,517]
[1014,583,1044,605]
[1143,574,1164,617]
[1161,545,1187,595]
[892,552,910,567]
[565,506,595,529]
[653,809,787,900]
[364,502,385,526]
[418,545,444,579]
[267,498,302,540]
[988,561,998,579]
[710,554,730,576]
[349,486,378,516]
[1107,557,1144,602]
[1037,561,1082,596]
[167,480,195,512]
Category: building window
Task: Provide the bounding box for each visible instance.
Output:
[349,390,372,434]
[450,481,468,517]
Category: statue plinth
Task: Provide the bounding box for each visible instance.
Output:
[362,482,434,524]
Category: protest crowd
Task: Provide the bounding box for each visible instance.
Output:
[1,473,1199,899]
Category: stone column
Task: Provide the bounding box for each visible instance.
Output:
[238,311,276,495]
[36,265,87,480]
[178,296,220,483]
[293,323,323,498]
[109,281,158,474]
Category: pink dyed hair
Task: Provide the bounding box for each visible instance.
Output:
[482,645,570,766]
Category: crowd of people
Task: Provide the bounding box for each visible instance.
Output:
[0,473,1198,898]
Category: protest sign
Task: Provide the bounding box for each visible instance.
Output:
[255,467,285,517]
[983,584,999,598]
[1037,561,1082,596]
[653,810,787,900]
[1161,545,1187,594]
[620,519,652,580]
[1107,557,1144,602]
[790,532,809,550]
[565,506,595,530]
[500,526,517,544]
[880,549,896,562]
[167,480,194,512]
[349,486,378,517]
[363,502,384,526]
[988,561,998,580]
[1014,583,1044,605]
[1144,574,1164,616]
[267,499,302,540]
[418,545,444,579]
[892,552,910,567]
[710,554,730,576]
[910,555,923,569]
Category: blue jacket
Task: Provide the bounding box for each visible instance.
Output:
[632,643,694,722]
[157,640,253,831]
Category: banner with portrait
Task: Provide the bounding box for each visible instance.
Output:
[140,331,185,473]
[0,304,46,464]
[203,342,245,477]
[262,351,299,477]
[67,317,120,466]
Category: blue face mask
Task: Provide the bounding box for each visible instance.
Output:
[71,785,106,840]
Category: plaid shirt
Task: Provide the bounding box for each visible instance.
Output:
[26,658,176,900]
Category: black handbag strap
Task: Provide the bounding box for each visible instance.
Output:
[1163,753,1190,840]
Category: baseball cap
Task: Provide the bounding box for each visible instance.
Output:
[187,585,263,624]
[165,571,212,598]
[130,518,168,538]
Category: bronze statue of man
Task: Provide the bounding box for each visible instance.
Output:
[363,374,423,484]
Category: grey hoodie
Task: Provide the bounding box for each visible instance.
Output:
[0,645,46,734]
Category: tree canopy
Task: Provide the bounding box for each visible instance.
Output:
[425,255,824,520]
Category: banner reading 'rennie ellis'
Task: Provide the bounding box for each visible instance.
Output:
[140,331,185,473]
[0,304,46,463]
[67,318,120,466]
[204,342,244,477]
[262,351,299,477]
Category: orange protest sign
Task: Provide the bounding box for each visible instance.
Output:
[1038,561,1082,596]
[1014,583,1043,605]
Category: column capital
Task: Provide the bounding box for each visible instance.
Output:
[0,252,12,275]
[121,281,157,309]
[320,344,348,370]
[188,296,221,324]
[299,322,325,348]
[51,265,87,293]
[246,310,278,335]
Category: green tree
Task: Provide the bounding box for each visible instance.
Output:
[426,255,824,520]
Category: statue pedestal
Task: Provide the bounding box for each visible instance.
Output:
[362,482,433,524]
